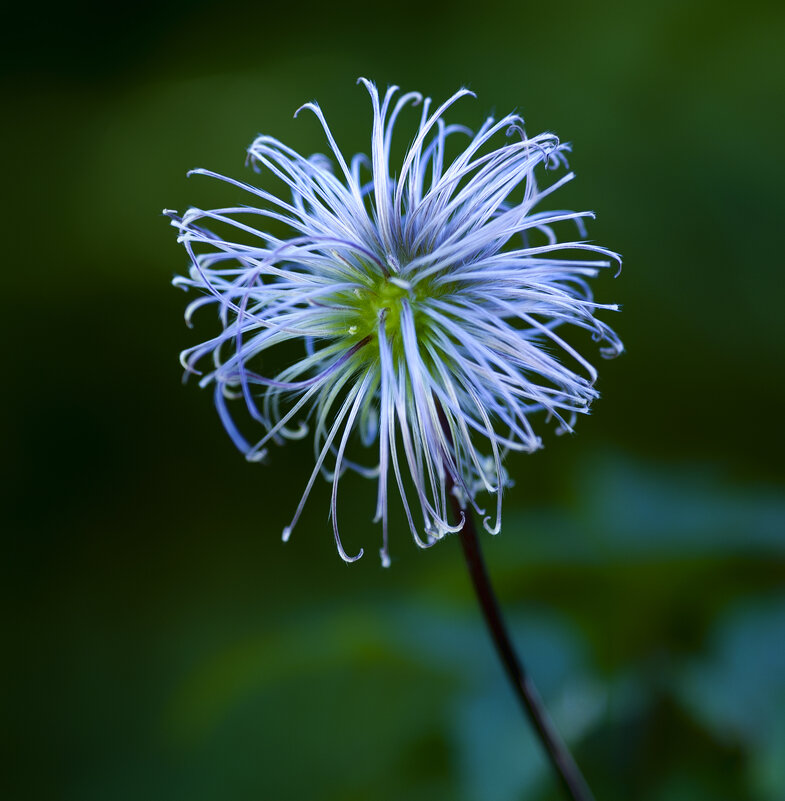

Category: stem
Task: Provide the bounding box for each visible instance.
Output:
[450,493,595,801]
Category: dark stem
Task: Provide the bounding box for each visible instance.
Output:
[450,493,595,801]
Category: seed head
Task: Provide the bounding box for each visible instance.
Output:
[167,79,622,566]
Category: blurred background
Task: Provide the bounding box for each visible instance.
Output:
[4,0,785,798]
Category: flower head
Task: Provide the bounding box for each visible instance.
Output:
[167,79,622,566]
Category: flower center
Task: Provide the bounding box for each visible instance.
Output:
[326,271,428,366]
[365,277,411,336]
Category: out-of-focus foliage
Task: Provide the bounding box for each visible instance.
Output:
[3,0,784,799]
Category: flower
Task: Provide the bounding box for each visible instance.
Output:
[167,79,622,566]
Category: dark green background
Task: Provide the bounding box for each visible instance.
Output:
[5,0,785,799]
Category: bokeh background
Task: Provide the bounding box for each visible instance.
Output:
[5,0,785,799]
